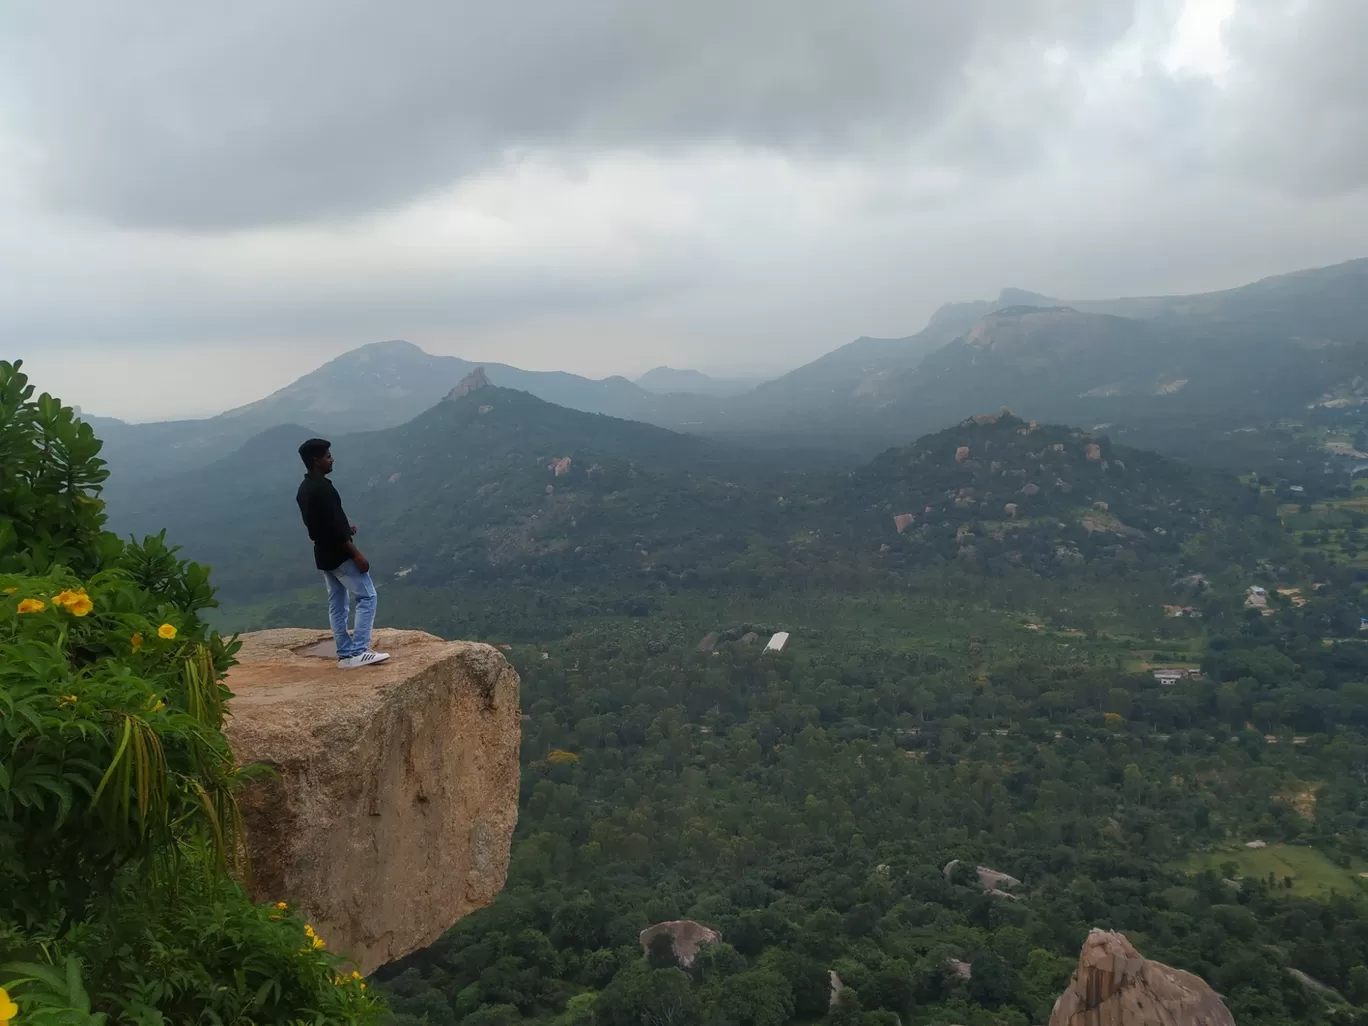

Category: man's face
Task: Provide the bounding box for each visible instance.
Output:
[316,450,334,474]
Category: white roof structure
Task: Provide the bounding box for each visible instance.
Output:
[763,632,790,653]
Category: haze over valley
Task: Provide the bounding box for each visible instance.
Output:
[6,2,1368,1024]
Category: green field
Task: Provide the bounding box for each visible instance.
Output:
[1183,843,1368,900]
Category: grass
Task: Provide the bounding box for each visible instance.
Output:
[1276,496,1368,568]
[1182,843,1368,901]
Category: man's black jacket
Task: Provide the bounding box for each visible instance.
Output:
[296,473,352,571]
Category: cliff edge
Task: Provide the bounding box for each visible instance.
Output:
[223,628,521,974]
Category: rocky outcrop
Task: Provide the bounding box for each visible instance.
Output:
[639,920,720,967]
[447,366,490,398]
[1048,928,1234,1026]
[894,513,915,533]
[944,860,1021,894]
[224,628,521,975]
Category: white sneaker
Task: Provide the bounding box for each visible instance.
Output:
[339,651,390,669]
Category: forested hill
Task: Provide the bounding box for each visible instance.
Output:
[105,385,789,607]
[108,388,1284,646]
[843,411,1285,577]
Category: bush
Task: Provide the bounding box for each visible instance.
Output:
[0,361,384,1023]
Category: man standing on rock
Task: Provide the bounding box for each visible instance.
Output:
[295,438,389,668]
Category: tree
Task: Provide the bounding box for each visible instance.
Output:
[968,952,1017,1009]
[0,363,382,1023]
[595,967,695,1026]
[648,931,681,970]
[1347,965,1368,1005]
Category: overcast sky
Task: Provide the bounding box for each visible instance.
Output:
[3,0,1366,420]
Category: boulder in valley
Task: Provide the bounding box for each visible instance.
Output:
[639,920,721,967]
[1048,928,1234,1026]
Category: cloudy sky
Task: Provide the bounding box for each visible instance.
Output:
[3,0,1366,420]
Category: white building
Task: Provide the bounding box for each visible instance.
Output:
[1153,667,1199,686]
[763,632,790,653]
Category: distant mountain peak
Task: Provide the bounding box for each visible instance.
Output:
[338,339,431,364]
[446,367,491,399]
[966,306,1085,345]
[989,304,1079,318]
[635,365,761,397]
[997,287,1054,306]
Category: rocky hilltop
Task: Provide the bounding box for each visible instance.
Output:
[1049,928,1235,1026]
[223,628,521,974]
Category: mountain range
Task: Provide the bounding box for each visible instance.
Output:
[109,369,1280,635]
[91,341,713,483]
[633,366,761,396]
[88,257,1368,488]
[680,258,1368,459]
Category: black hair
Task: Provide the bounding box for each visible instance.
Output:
[298,438,332,468]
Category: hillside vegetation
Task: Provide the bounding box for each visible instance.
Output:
[92,370,1368,1025]
[0,361,382,1024]
[110,391,1289,648]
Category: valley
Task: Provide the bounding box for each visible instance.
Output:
[88,292,1368,1023]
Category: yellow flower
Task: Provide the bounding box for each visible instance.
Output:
[131,632,144,652]
[275,901,288,910]
[58,694,78,708]
[17,598,45,614]
[151,699,165,713]
[51,589,93,616]
[304,923,325,949]
[2,587,15,594]
[157,623,177,640]
[0,984,16,1024]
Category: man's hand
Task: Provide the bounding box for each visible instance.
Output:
[352,551,370,574]
[350,522,358,536]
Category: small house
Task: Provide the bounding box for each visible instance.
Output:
[1153,667,1199,686]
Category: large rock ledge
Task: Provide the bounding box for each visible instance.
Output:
[224,628,521,975]
[1049,928,1235,1026]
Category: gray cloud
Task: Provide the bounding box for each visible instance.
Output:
[2,0,1367,423]
[5,0,1141,229]
[1220,0,1368,193]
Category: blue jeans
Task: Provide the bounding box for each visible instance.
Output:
[323,560,377,659]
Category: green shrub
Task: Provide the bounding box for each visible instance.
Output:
[0,361,384,1024]
[0,361,120,576]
